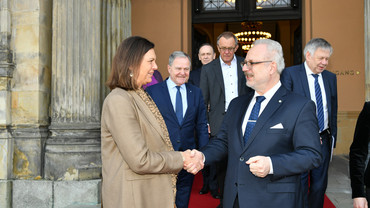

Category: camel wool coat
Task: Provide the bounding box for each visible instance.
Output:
[101,88,184,208]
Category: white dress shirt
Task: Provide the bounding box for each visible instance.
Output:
[167,78,187,117]
[220,56,238,112]
[304,62,329,132]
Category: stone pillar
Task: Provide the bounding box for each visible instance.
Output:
[101,0,131,101]
[45,0,102,181]
[11,0,52,181]
[4,0,131,206]
[0,0,14,206]
[365,0,370,100]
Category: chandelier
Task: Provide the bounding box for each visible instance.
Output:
[234,22,272,52]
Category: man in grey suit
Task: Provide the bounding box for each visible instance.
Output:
[199,31,252,207]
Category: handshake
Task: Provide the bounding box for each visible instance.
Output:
[181,150,204,175]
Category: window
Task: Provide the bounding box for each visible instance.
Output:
[203,0,236,11]
[193,0,300,23]
[256,0,291,9]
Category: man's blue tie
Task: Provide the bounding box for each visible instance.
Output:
[312,74,324,131]
[243,96,266,145]
[175,86,183,124]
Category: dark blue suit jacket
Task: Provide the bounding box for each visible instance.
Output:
[202,86,322,208]
[188,67,201,87]
[146,81,209,151]
[280,63,338,146]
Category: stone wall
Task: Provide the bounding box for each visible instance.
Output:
[0,0,131,207]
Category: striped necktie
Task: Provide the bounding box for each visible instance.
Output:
[175,86,183,124]
[312,74,324,131]
[243,96,266,145]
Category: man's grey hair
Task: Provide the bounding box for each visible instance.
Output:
[253,39,285,74]
[216,31,238,46]
[304,38,333,57]
[169,51,191,67]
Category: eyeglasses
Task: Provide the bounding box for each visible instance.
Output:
[240,61,272,68]
[219,47,236,52]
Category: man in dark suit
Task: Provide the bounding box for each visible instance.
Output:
[189,43,216,87]
[350,102,370,208]
[281,38,337,208]
[188,43,218,196]
[146,51,209,208]
[188,39,322,208]
[200,31,252,206]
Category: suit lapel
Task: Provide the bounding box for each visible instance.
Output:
[298,64,311,98]
[183,84,194,123]
[321,71,332,118]
[214,61,225,93]
[237,56,246,95]
[161,81,180,126]
[237,93,254,147]
[129,91,166,142]
[243,86,287,150]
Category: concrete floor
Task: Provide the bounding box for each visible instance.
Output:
[326,155,353,208]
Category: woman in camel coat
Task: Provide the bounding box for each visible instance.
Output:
[101,36,191,208]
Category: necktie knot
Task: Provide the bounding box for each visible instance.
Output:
[176,86,181,91]
[312,73,319,79]
[256,96,266,104]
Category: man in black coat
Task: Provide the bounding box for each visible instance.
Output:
[350,101,370,208]
[188,43,218,197]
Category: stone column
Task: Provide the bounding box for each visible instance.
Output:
[45,0,102,181]
[365,0,370,100]
[0,1,14,206]
[101,0,131,101]
[11,0,52,181]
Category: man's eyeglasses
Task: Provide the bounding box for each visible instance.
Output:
[219,47,236,52]
[240,61,272,68]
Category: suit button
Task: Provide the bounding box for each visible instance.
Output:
[235,183,238,187]
[239,157,244,161]
[177,140,181,143]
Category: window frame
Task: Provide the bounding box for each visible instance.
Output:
[192,0,301,23]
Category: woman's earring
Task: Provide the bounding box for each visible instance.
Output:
[130,73,133,78]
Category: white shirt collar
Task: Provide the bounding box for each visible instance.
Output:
[304,61,321,77]
[254,81,282,100]
[219,55,236,66]
[167,77,185,90]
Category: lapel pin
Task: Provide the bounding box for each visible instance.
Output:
[279,100,282,103]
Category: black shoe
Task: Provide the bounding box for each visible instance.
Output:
[211,190,221,199]
[199,186,209,194]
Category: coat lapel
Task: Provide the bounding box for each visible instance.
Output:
[243,86,287,151]
[237,93,254,147]
[298,64,311,98]
[129,91,166,142]
[160,81,179,124]
[214,61,225,94]
[321,71,332,118]
[237,56,246,95]
[183,84,193,124]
